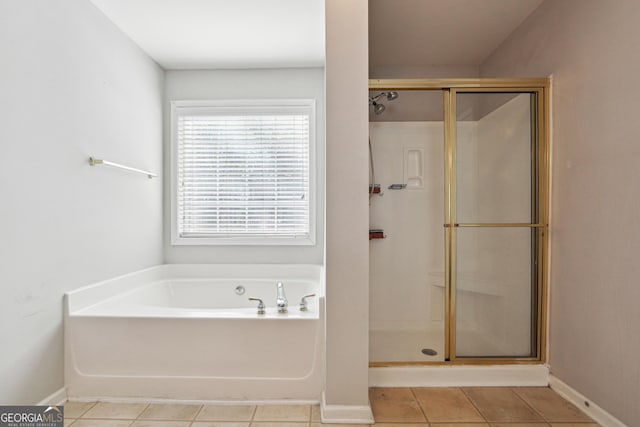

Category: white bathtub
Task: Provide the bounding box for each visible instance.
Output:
[64,264,325,401]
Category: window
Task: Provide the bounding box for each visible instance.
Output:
[171,100,315,245]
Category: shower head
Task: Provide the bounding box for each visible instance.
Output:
[372,102,386,115]
[369,91,399,115]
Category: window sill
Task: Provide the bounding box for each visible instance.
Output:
[171,235,316,246]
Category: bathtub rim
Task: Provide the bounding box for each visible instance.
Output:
[65,263,325,315]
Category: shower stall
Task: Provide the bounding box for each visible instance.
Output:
[368,79,549,365]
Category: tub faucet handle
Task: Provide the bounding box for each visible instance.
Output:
[276,281,288,313]
[300,294,316,311]
[248,298,266,315]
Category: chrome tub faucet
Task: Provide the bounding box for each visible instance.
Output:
[299,294,316,311]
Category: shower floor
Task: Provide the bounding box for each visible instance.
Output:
[370,329,445,362]
[370,328,498,363]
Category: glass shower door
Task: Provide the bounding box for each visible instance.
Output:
[450,91,544,359]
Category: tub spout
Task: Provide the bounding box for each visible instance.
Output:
[276,282,288,313]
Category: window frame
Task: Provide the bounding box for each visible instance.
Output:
[170,99,316,246]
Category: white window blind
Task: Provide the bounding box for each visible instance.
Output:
[173,101,313,243]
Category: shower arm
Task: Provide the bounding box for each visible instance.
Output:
[369,91,399,105]
[369,93,385,104]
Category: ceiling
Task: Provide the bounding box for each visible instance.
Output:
[90,0,542,71]
[90,0,325,70]
[369,0,543,67]
[368,0,543,121]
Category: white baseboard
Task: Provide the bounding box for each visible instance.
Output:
[549,375,627,427]
[320,391,374,424]
[369,365,549,387]
[37,387,67,406]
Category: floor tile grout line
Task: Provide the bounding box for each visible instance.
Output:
[136,403,204,423]
[132,402,151,424]
[192,402,206,423]
[510,386,553,424]
[460,386,491,424]
[69,400,98,419]
[250,403,258,422]
[182,403,203,424]
[409,386,431,424]
[189,403,203,424]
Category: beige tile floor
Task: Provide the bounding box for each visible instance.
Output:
[63,387,598,426]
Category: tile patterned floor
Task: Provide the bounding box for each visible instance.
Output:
[369,387,598,426]
[63,387,598,426]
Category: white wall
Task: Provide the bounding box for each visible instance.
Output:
[324,0,371,418]
[0,0,163,404]
[163,68,325,264]
[481,1,640,424]
[369,65,479,79]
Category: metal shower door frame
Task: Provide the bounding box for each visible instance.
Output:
[369,78,550,366]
